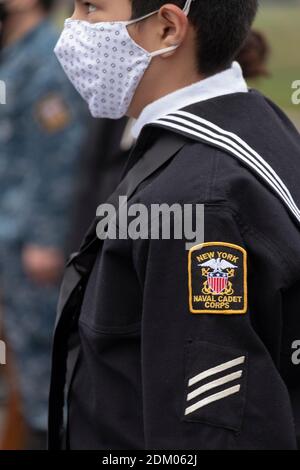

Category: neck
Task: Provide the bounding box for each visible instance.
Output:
[129,64,203,119]
[2,8,45,48]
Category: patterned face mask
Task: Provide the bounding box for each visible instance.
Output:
[54,0,194,119]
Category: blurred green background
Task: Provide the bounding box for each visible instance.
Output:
[251,0,300,127]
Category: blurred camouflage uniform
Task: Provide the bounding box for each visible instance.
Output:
[0,19,87,432]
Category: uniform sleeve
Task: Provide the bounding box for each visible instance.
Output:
[21,63,89,250]
[134,202,299,450]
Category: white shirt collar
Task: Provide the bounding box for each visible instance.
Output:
[131,61,248,139]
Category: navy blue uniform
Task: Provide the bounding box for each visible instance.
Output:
[49,90,300,450]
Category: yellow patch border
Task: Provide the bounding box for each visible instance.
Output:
[188,241,248,315]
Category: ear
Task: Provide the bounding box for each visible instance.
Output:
[156,3,190,56]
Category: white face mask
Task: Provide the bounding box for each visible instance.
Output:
[54,0,194,119]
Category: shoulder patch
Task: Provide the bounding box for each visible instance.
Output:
[35,94,71,133]
[188,242,247,314]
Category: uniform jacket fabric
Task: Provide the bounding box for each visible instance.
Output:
[49,89,300,450]
[69,117,131,252]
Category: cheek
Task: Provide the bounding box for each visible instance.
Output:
[71,2,88,21]
[127,24,152,51]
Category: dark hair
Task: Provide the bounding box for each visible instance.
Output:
[236,30,270,79]
[39,0,56,11]
[131,0,258,75]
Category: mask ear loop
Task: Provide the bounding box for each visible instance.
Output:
[127,0,195,56]
[150,44,179,58]
[125,9,160,26]
[126,0,195,26]
[149,0,195,57]
[183,0,195,17]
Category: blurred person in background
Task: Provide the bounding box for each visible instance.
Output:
[0,0,87,449]
[0,2,6,47]
[236,29,270,80]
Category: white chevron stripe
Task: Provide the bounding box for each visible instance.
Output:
[184,385,241,415]
[187,370,243,401]
[188,356,245,387]
[151,115,300,223]
[172,110,300,217]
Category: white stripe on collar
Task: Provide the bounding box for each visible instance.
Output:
[150,110,300,225]
[131,61,248,139]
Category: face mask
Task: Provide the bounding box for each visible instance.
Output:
[54,0,194,119]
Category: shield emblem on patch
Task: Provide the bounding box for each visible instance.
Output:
[207,271,228,294]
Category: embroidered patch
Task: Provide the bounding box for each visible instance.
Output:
[35,94,71,133]
[188,242,247,314]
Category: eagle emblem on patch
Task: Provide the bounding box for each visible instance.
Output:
[188,242,247,314]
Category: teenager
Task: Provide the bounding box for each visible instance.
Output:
[49,0,300,449]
